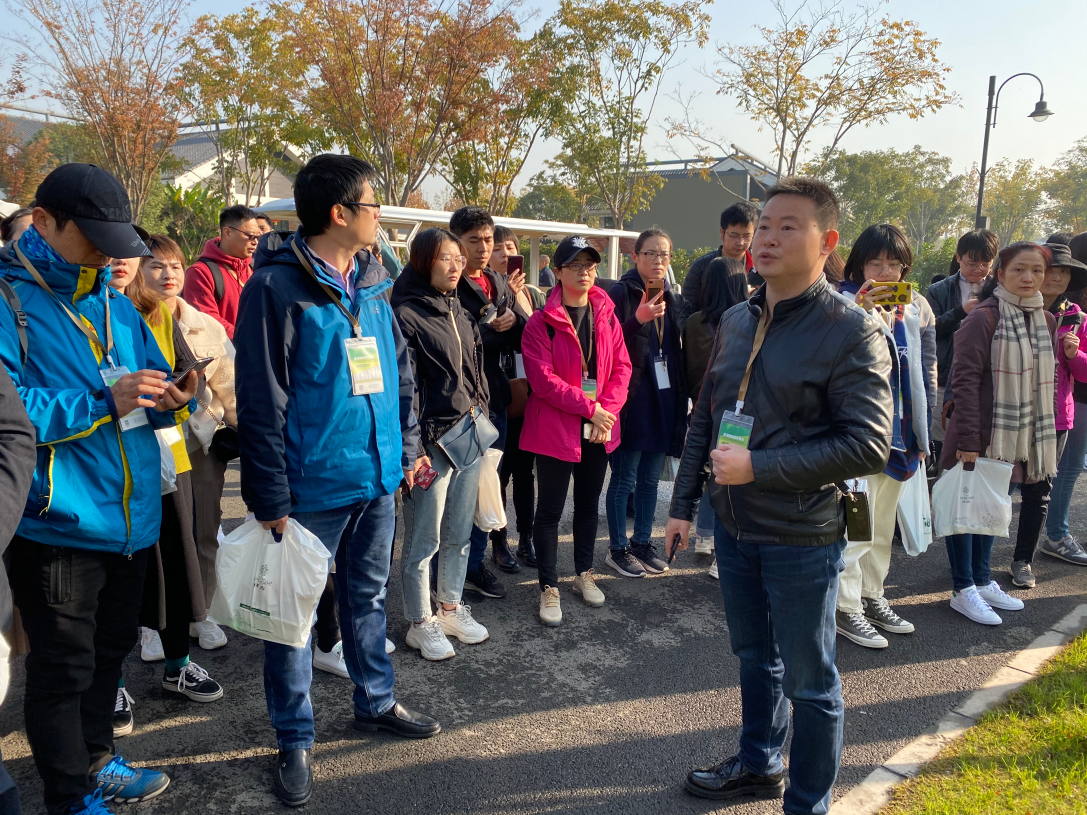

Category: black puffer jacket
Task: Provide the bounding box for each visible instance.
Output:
[670,276,893,546]
[392,265,490,453]
[457,268,529,411]
[608,269,692,457]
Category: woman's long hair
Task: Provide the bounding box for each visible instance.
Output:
[701,257,749,330]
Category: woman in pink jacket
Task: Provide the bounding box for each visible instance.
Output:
[521,236,631,626]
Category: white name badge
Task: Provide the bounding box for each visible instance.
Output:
[99,365,149,431]
[158,424,183,447]
[653,354,670,390]
[345,337,385,395]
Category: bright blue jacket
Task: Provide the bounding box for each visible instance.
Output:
[0,238,193,555]
[234,232,419,521]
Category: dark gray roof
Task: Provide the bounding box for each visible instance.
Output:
[169,131,218,170]
[0,115,49,145]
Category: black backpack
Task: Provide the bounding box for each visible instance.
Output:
[0,278,28,366]
[199,259,227,304]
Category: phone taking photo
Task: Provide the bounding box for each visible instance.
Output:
[507,255,524,277]
[646,279,664,302]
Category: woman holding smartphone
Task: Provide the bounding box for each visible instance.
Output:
[836,224,937,649]
[392,228,491,660]
[521,236,631,626]
[940,242,1058,626]
[130,235,226,702]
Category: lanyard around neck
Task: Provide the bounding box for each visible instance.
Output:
[569,304,594,375]
[292,241,362,339]
[735,311,770,412]
[15,244,114,366]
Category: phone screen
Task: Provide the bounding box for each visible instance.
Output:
[507,256,524,277]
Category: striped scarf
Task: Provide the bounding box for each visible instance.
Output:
[989,284,1057,480]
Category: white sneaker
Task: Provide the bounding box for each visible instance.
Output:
[539,586,562,627]
[140,628,164,662]
[708,558,719,580]
[694,536,714,555]
[950,586,1002,625]
[189,619,228,650]
[385,637,396,654]
[976,580,1024,611]
[405,618,455,661]
[313,641,349,679]
[437,604,489,644]
[572,570,605,607]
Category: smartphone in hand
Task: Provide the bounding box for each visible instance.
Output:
[169,356,214,385]
[507,256,524,277]
[646,279,664,302]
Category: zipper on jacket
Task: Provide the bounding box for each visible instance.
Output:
[448,308,464,374]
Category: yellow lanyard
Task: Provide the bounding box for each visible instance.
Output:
[15,245,114,366]
[735,311,770,412]
[291,241,362,339]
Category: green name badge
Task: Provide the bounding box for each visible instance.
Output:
[581,377,597,401]
[719,410,754,448]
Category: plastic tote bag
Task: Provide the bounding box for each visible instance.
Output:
[931,458,1014,538]
[896,468,932,555]
[155,428,178,496]
[474,448,506,532]
[209,519,331,647]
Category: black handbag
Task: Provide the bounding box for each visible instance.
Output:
[434,406,499,470]
[209,425,240,462]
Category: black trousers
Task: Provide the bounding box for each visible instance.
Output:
[500,417,537,536]
[11,538,148,814]
[143,492,194,661]
[533,439,610,590]
[1012,431,1066,564]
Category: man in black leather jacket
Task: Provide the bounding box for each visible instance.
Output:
[665,178,892,814]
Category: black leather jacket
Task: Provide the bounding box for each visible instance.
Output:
[670,276,894,546]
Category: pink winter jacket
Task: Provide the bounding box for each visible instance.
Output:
[1055,302,1087,431]
[521,285,632,462]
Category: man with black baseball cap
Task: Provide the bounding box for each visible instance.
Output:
[0,163,197,815]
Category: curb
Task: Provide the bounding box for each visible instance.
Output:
[830,603,1087,815]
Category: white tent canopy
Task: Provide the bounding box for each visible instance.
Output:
[255,198,643,284]
[0,201,21,217]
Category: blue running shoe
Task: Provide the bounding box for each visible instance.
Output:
[69,789,114,814]
[95,754,170,803]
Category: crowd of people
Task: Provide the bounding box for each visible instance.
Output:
[0,156,1085,815]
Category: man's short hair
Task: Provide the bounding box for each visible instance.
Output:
[955,230,999,262]
[720,202,758,231]
[219,205,262,230]
[764,177,839,231]
[293,154,379,236]
[493,225,517,246]
[449,206,494,237]
[256,213,274,228]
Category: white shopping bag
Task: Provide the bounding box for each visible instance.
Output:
[931,458,1013,539]
[155,428,178,495]
[896,468,932,555]
[209,518,331,647]
[474,448,506,532]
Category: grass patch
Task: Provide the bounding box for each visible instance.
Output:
[883,631,1087,815]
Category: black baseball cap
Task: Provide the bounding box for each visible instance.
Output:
[554,235,602,269]
[34,164,151,258]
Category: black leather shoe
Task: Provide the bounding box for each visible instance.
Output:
[355,702,441,739]
[490,529,520,573]
[273,748,312,807]
[517,530,537,567]
[684,755,785,801]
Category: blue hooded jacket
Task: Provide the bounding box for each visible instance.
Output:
[0,234,193,555]
[234,232,419,521]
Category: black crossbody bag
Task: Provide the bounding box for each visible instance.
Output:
[753,358,873,541]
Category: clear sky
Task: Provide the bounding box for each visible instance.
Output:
[7,0,1084,194]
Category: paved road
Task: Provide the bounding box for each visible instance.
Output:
[2,466,1085,814]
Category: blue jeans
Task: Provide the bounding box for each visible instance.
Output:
[714,522,845,815]
[605,447,667,551]
[944,533,995,592]
[402,446,481,621]
[468,407,507,571]
[264,496,397,749]
[1047,401,1087,541]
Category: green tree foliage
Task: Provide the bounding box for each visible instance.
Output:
[512,172,584,223]
[160,185,228,264]
[976,159,1046,245]
[1044,136,1087,234]
[912,238,957,292]
[669,246,714,285]
[549,0,711,229]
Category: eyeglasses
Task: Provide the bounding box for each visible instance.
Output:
[228,226,262,243]
[638,251,672,261]
[959,259,992,272]
[438,255,467,268]
[564,262,598,272]
[725,232,754,242]
[865,260,906,275]
[346,201,382,213]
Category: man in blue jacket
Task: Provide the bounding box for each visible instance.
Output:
[234,153,439,808]
[0,164,198,815]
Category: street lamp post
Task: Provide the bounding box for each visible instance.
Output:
[975,73,1054,230]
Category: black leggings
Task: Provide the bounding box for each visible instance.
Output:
[500,417,536,535]
[145,491,194,662]
[533,439,610,590]
[1012,431,1066,564]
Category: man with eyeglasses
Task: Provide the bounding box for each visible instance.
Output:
[182,204,264,339]
[682,201,758,313]
[924,229,999,458]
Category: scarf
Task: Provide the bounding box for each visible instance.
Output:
[18,225,65,265]
[989,284,1057,480]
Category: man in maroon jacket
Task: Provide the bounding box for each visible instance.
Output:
[182,205,262,338]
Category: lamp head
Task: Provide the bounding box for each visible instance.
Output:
[1030,99,1053,122]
